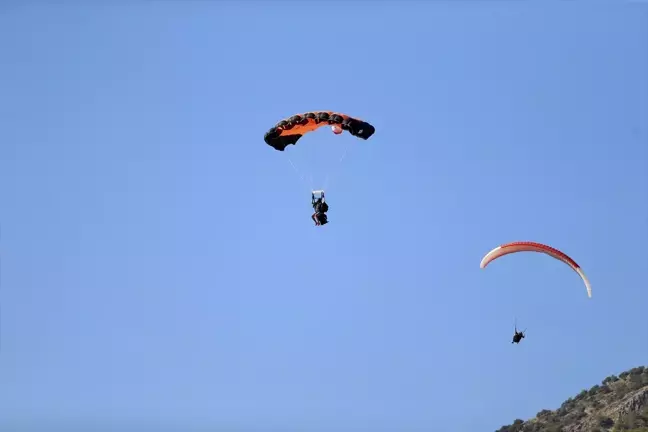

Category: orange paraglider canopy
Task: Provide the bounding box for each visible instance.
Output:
[264,111,375,151]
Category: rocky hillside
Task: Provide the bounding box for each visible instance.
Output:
[495,366,648,432]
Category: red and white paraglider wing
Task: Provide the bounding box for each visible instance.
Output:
[479,241,592,298]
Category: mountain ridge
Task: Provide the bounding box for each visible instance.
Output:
[495,366,648,432]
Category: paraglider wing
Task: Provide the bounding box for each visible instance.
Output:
[480,241,592,298]
[264,111,375,151]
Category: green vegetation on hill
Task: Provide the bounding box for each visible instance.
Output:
[495,366,648,432]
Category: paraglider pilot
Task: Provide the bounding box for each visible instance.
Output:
[512,325,526,344]
[311,192,329,226]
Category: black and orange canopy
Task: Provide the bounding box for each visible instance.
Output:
[264,111,375,151]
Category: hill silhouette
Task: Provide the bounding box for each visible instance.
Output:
[496,366,648,432]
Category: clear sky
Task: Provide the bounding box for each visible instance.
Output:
[1,2,647,432]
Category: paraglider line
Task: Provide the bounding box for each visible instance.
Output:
[322,141,351,193]
[287,157,313,194]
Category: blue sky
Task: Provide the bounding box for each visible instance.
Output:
[1,2,646,432]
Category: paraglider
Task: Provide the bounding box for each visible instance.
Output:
[480,241,592,298]
[512,319,526,344]
[311,190,329,226]
[264,111,375,225]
